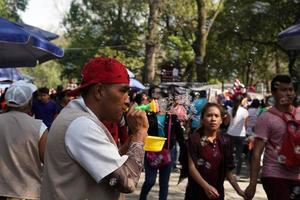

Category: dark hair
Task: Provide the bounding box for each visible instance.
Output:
[250,99,260,108]
[38,87,49,94]
[199,90,207,98]
[148,85,160,99]
[57,90,71,102]
[271,75,292,92]
[133,92,144,105]
[197,102,223,135]
[259,99,265,108]
[80,84,94,98]
[56,85,64,93]
[232,94,243,118]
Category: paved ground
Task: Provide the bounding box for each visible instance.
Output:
[126,172,267,200]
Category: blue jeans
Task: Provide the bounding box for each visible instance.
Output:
[139,152,173,200]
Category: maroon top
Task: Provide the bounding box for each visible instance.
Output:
[195,139,222,187]
[185,131,235,200]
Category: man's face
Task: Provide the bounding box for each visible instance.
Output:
[272,82,295,106]
[100,83,130,122]
[152,88,161,99]
[40,93,50,103]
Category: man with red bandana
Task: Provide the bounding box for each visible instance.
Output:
[41,57,149,200]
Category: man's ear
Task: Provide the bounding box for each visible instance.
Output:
[94,83,104,100]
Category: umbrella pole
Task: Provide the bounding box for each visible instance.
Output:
[288,51,300,105]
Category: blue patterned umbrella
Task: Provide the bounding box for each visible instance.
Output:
[130,78,145,89]
[0,68,32,82]
[278,23,300,51]
[0,17,64,67]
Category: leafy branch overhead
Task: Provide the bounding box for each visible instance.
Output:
[12,0,300,87]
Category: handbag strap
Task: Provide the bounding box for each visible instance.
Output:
[267,108,297,149]
[268,107,297,122]
[167,114,172,149]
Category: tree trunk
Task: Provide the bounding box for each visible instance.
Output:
[143,0,163,84]
[275,50,280,74]
[193,0,224,82]
[246,59,252,87]
[288,51,298,79]
[193,0,207,82]
[288,51,300,96]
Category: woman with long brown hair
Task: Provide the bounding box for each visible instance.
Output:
[185,102,244,200]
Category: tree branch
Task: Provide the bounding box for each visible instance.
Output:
[180,26,193,46]
[205,0,224,38]
[234,32,288,53]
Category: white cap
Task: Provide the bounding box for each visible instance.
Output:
[5,80,37,107]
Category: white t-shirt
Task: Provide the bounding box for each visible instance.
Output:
[227,106,249,137]
[65,98,128,183]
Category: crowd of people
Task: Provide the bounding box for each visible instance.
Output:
[0,57,299,200]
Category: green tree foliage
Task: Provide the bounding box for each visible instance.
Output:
[61,0,300,86]
[20,61,62,88]
[159,0,225,82]
[61,0,147,79]
[0,0,27,21]
[205,0,300,86]
[160,0,196,81]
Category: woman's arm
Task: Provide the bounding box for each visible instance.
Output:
[226,171,245,198]
[244,116,249,129]
[187,153,220,199]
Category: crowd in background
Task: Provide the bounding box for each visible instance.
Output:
[0,65,299,200]
[0,80,277,176]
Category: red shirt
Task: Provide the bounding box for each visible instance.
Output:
[102,121,128,147]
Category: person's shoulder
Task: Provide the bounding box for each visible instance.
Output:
[67,116,103,138]
[48,100,58,106]
[189,131,201,140]
[248,108,257,115]
[68,115,97,129]
[256,110,272,124]
[219,134,231,144]
[240,106,248,112]
[169,113,179,120]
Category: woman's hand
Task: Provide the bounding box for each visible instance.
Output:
[204,184,220,199]
[237,188,246,199]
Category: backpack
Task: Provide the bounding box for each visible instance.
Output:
[268,109,300,168]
